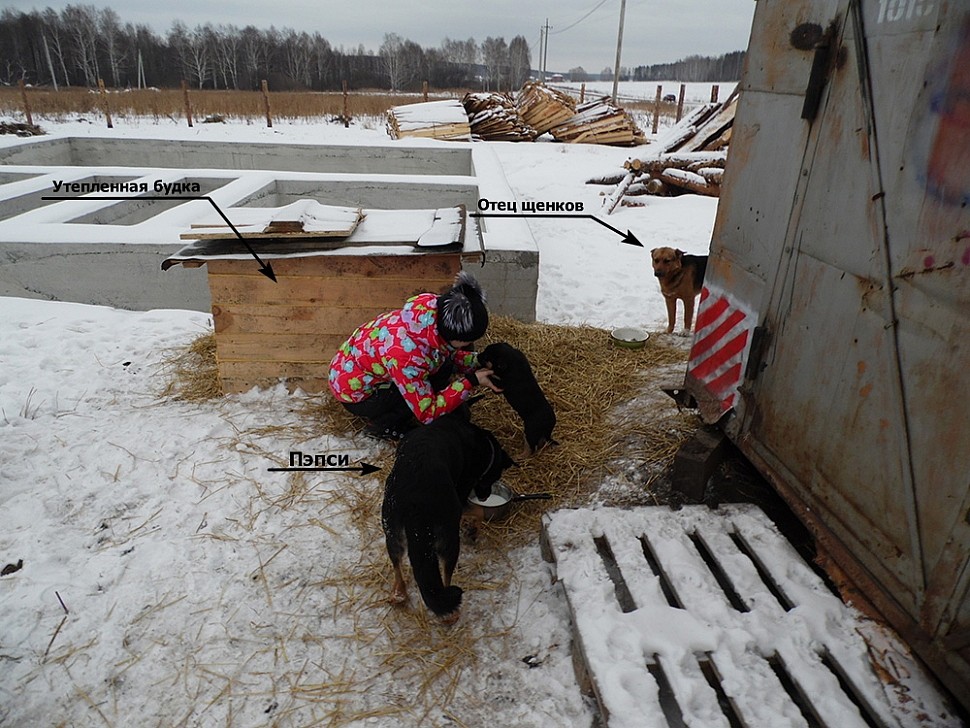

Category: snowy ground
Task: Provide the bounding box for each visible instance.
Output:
[0,102,961,727]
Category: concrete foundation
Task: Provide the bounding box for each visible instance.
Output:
[0,136,537,321]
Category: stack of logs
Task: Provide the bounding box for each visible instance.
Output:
[462,92,537,141]
[598,90,738,210]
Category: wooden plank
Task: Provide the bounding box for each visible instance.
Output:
[207,273,454,307]
[215,332,344,363]
[221,374,329,394]
[218,359,333,391]
[205,254,460,279]
[212,303,389,337]
[185,201,363,240]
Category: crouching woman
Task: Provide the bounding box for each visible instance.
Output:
[328,272,501,440]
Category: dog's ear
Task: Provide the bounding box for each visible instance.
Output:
[675,249,685,260]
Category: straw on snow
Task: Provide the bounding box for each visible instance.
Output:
[157,316,699,721]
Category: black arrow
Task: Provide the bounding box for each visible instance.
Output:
[40,194,278,281]
[469,212,644,247]
[267,461,381,476]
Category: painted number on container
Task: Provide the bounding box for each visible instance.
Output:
[876,0,934,23]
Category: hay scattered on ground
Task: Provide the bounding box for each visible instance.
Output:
[161,318,700,544]
[160,332,221,401]
[158,317,701,722]
[299,316,699,545]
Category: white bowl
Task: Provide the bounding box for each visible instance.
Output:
[610,327,649,349]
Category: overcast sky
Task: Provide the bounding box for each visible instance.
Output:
[6,0,756,73]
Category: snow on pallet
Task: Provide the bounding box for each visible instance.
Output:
[541,505,955,728]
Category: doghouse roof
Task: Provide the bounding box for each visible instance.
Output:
[162,203,481,270]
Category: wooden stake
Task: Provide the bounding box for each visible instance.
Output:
[580,82,586,103]
[711,84,719,103]
[652,84,662,134]
[342,80,349,127]
[181,80,194,127]
[261,79,273,128]
[19,79,33,127]
[97,78,113,128]
[422,80,429,102]
[676,83,686,122]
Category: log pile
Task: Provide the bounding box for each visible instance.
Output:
[549,97,646,146]
[597,89,739,210]
[462,92,537,141]
[515,81,576,135]
[386,99,471,141]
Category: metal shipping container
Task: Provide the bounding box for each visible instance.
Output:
[684,0,970,708]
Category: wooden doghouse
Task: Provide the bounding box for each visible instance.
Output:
[163,202,483,394]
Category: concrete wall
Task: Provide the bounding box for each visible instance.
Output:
[0,137,474,176]
[0,136,538,322]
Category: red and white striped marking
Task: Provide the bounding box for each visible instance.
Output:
[687,286,754,413]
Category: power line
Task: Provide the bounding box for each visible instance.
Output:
[551,0,613,35]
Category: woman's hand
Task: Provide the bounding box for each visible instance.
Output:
[472,368,503,393]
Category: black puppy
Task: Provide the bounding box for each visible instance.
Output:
[479,342,557,458]
[381,408,515,622]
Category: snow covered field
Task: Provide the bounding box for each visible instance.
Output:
[0,106,960,727]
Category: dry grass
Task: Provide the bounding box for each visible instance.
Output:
[151,317,700,722]
[0,87,461,125]
[1,86,683,133]
[159,332,220,402]
[159,317,698,537]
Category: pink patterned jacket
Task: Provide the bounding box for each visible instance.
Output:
[328,293,478,423]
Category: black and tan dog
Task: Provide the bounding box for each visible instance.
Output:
[381,408,515,622]
[650,247,708,334]
[479,342,557,458]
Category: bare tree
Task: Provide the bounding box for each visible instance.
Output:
[508,35,530,89]
[63,4,100,86]
[43,8,72,86]
[379,33,406,90]
[240,25,268,89]
[98,8,126,86]
[282,29,313,88]
[480,36,507,91]
[212,24,241,90]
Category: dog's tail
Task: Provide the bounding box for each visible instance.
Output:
[405,520,462,617]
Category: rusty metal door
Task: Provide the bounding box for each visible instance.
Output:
[688,0,970,706]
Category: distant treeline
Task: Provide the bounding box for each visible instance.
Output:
[0,5,531,91]
[0,5,742,92]
[632,52,746,83]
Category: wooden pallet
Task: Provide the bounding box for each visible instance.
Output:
[542,504,936,728]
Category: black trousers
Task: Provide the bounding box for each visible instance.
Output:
[340,361,455,431]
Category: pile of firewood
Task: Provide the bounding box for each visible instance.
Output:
[596,89,739,210]
[0,121,44,137]
[515,82,576,135]
[462,92,537,141]
[549,97,646,146]
[387,83,648,148]
[386,99,471,141]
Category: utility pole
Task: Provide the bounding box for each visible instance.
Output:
[538,24,545,81]
[611,0,627,104]
[542,18,551,82]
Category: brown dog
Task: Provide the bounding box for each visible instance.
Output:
[650,247,708,334]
